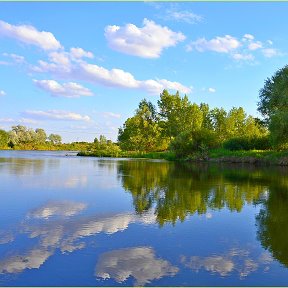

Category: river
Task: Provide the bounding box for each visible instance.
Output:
[0,150,288,286]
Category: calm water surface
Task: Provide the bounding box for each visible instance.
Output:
[0,150,288,286]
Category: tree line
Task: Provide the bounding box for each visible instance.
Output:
[1,65,287,155]
[0,125,62,150]
[118,90,268,158]
[118,64,288,157]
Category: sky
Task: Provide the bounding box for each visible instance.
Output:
[0,2,288,143]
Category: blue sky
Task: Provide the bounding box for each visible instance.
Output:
[0,2,287,142]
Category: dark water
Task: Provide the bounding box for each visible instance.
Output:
[1,150,288,286]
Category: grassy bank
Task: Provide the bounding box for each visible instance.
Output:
[207,148,288,165]
[77,150,176,161]
[78,148,288,166]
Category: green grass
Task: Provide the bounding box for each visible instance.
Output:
[78,148,288,165]
[209,148,288,163]
[77,150,176,161]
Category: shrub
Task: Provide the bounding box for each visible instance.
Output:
[223,136,271,151]
[170,129,218,158]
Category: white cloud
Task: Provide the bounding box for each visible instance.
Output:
[164,9,202,24]
[208,88,216,93]
[262,48,279,58]
[0,20,61,51]
[248,41,262,51]
[187,33,281,64]
[232,53,255,62]
[33,79,94,98]
[22,110,91,122]
[28,201,87,219]
[0,248,52,274]
[0,90,6,96]
[33,60,191,95]
[70,47,94,59]
[186,35,241,53]
[141,78,191,95]
[182,255,234,276]
[181,247,273,279]
[105,18,186,58]
[95,247,179,285]
[242,34,254,41]
[48,52,70,66]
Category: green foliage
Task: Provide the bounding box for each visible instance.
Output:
[258,65,288,122]
[89,135,121,156]
[223,136,271,151]
[269,111,288,149]
[48,134,62,145]
[118,99,168,152]
[0,129,9,148]
[170,128,218,158]
[157,90,203,139]
[258,65,288,148]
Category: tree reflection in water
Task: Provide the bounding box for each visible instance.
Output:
[118,160,288,268]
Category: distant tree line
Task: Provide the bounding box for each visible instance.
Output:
[0,125,62,150]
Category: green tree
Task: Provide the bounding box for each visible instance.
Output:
[9,125,37,148]
[0,129,9,148]
[157,90,203,140]
[118,99,167,151]
[258,65,288,148]
[35,128,47,145]
[48,134,62,145]
[258,65,288,122]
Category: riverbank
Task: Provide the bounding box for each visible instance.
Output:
[77,149,288,166]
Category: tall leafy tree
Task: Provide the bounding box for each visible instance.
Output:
[118,99,166,151]
[158,90,203,139]
[0,129,8,148]
[48,133,62,145]
[258,65,288,148]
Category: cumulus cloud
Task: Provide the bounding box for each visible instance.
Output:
[187,33,281,63]
[33,60,191,95]
[48,52,70,66]
[1,20,190,95]
[0,20,61,51]
[95,247,179,285]
[22,110,91,122]
[248,41,262,51]
[70,47,94,59]
[0,90,6,96]
[105,18,186,58]
[186,35,241,53]
[242,34,254,41]
[33,79,93,98]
